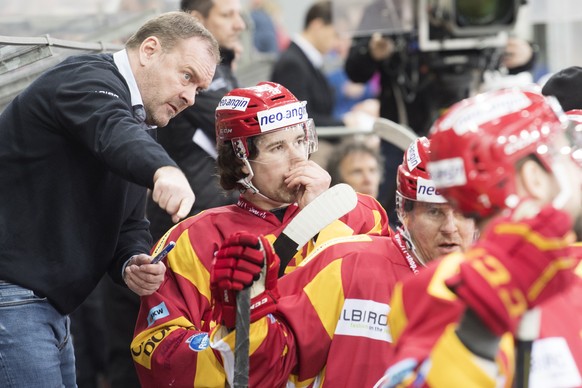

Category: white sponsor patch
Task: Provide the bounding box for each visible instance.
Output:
[439,92,531,136]
[529,337,581,388]
[503,132,540,155]
[147,301,169,327]
[427,158,467,189]
[256,101,308,132]
[335,299,391,342]
[416,176,447,203]
[216,96,250,111]
[406,141,421,171]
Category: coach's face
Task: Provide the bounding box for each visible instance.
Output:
[138,36,216,127]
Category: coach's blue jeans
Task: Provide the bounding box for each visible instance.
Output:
[0,281,77,387]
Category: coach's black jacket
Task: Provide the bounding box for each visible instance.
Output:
[0,53,176,314]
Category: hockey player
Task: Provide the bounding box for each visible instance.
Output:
[378,89,582,388]
[394,137,476,268]
[208,137,476,387]
[130,81,391,387]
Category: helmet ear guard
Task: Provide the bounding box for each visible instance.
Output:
[232,138,248,160]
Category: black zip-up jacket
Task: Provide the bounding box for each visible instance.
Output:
[0,53,177,314]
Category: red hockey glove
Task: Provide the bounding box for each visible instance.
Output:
[211,232,280,329]
[446,204,577,335]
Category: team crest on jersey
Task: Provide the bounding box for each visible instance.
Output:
[186,333,210,352]
[335,299,391,342]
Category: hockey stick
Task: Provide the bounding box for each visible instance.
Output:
[275,183,359,277]
[513,308,541,388]
[233,183,358,387]
[234,288,251,388]
[373,117,418,151]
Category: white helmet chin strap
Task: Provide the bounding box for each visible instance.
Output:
[237,157,289,207]
[397,226,428,267]
[237,158,259,194]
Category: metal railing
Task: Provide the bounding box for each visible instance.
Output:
[0,9,157,112]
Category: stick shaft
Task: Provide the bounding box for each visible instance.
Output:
[234,288,250,388]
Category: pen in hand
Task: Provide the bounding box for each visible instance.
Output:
[150,241,176,264]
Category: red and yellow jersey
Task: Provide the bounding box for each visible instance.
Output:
[530,258,582,388]
[132,193,390,387]
[210,233,419,387]
[388,253,465,363]
[384,243,582,388]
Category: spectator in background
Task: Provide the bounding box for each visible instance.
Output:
[325,27,380,121]
[541,65,582,112]
[346,10,537,231]
[272,1,376,168]
[271,1,343,128]
[249,0,280,54]
[327,139,384,198]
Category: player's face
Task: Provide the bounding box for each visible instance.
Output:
[405,202,476,263]
[140,37,216,127]
[248,125,309,204]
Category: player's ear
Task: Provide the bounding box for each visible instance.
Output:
[517,158,554,203]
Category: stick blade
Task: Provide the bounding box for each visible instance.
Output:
[275,183,358,277]
[282,183,358,249]
[373,117,417,151]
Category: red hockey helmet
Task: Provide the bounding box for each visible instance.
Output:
[427,88,569,219]
[215,81,317,159]
[397,137,446,203]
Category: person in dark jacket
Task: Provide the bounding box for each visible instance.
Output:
[0,12,219,387]
[345,3,536,227]
[270,0,344,128]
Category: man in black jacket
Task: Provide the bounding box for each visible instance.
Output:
[0,12,219,387]
[270,0,344,128]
